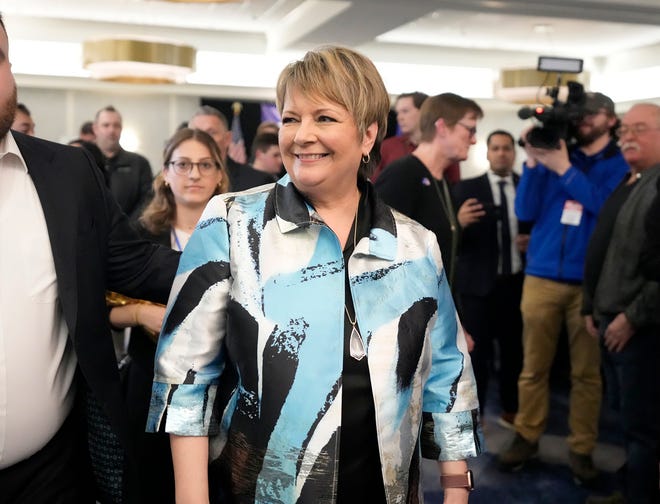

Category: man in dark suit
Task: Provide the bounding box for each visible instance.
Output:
[0,14,179,503]
[453,129,530,427]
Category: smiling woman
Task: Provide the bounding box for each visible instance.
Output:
[147,45,482,504]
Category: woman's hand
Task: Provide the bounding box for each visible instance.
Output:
[136,304,166,334]
[109,303,165,334]
[443,487,470,504]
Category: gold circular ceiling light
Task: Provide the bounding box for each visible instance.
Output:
[83,37,196,84]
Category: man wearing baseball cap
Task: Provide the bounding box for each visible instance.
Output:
[498,91,629,487]
[584,92,615,115]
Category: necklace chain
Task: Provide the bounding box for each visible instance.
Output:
[344,305,357,325]
[345,203,359,326]
[430,177,457,232]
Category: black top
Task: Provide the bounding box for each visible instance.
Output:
[375,154,459,285]
[226,158,275,192]
[104,148,153,220]
[337,180,387,503]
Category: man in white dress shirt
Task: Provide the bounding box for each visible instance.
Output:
[452,130,530,426]
[0,13,178,503]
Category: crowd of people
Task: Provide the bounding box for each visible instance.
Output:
[1,9,659,504]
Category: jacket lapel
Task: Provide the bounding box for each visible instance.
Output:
[479,173,495,204]
[17,134,79,335]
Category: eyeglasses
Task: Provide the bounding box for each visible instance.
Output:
[615,123,660,138]
[456,122,478,138]
[168,159,219,176]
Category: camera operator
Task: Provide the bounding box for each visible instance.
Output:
[498,92,629,485]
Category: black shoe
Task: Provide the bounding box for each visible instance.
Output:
[498,433,539,471]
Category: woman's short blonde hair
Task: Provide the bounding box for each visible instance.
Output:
[275,45,390,178]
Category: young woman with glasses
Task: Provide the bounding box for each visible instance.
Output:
[108,127,229,503]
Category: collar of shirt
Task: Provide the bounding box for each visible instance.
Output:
[486,170,513,186]
[570,138,619,165]
[0,132,28,173]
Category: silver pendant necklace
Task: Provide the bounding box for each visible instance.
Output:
[345,204,365,361]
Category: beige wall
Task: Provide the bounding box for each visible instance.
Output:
[15,85,199,174]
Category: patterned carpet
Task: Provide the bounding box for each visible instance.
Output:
[422,372,626,503]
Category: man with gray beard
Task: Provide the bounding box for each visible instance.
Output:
[582,103,660,504]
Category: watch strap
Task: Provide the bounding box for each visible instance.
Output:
[440,470,474,490]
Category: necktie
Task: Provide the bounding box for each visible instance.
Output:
[498,180,512,275]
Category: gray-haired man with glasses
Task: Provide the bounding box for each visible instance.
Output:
[582,103,660,504]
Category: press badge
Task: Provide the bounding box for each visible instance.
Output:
[560,200,583,226]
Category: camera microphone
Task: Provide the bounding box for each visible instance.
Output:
[517,107,536,120]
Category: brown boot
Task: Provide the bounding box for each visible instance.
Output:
[569,450,599,487]
[496,412,516,430]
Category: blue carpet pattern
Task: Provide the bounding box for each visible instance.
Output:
[422,373,625,503]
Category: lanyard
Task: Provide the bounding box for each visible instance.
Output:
[171,227,184,252]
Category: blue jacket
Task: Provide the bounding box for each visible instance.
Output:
[515,142,628,282]
[148,175,481,503]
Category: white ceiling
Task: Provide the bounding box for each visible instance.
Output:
[3,0,660,102]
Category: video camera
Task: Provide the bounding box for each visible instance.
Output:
[517,56,586,149]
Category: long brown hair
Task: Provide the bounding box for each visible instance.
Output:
[139,128,229,235]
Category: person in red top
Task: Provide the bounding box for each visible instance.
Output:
[371,92,426,181]
[372,91,461,183]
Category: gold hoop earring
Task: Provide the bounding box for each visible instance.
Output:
[361,153,370,165]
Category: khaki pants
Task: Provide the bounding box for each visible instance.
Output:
[515,275,602,454]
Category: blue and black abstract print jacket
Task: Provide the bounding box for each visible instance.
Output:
[148,175,482,503]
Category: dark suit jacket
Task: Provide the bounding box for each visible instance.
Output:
[14,132,180,502]
[227,157,274,192]
[452,172,527,296]
[641,176,660,281]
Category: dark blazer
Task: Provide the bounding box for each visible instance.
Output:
[14,132,180,502]
[452,172,525,296]
[227,157,275,191]
[641,176,660,281]
[105,148,153,220]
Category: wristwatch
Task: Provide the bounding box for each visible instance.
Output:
[440,469,474,491]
